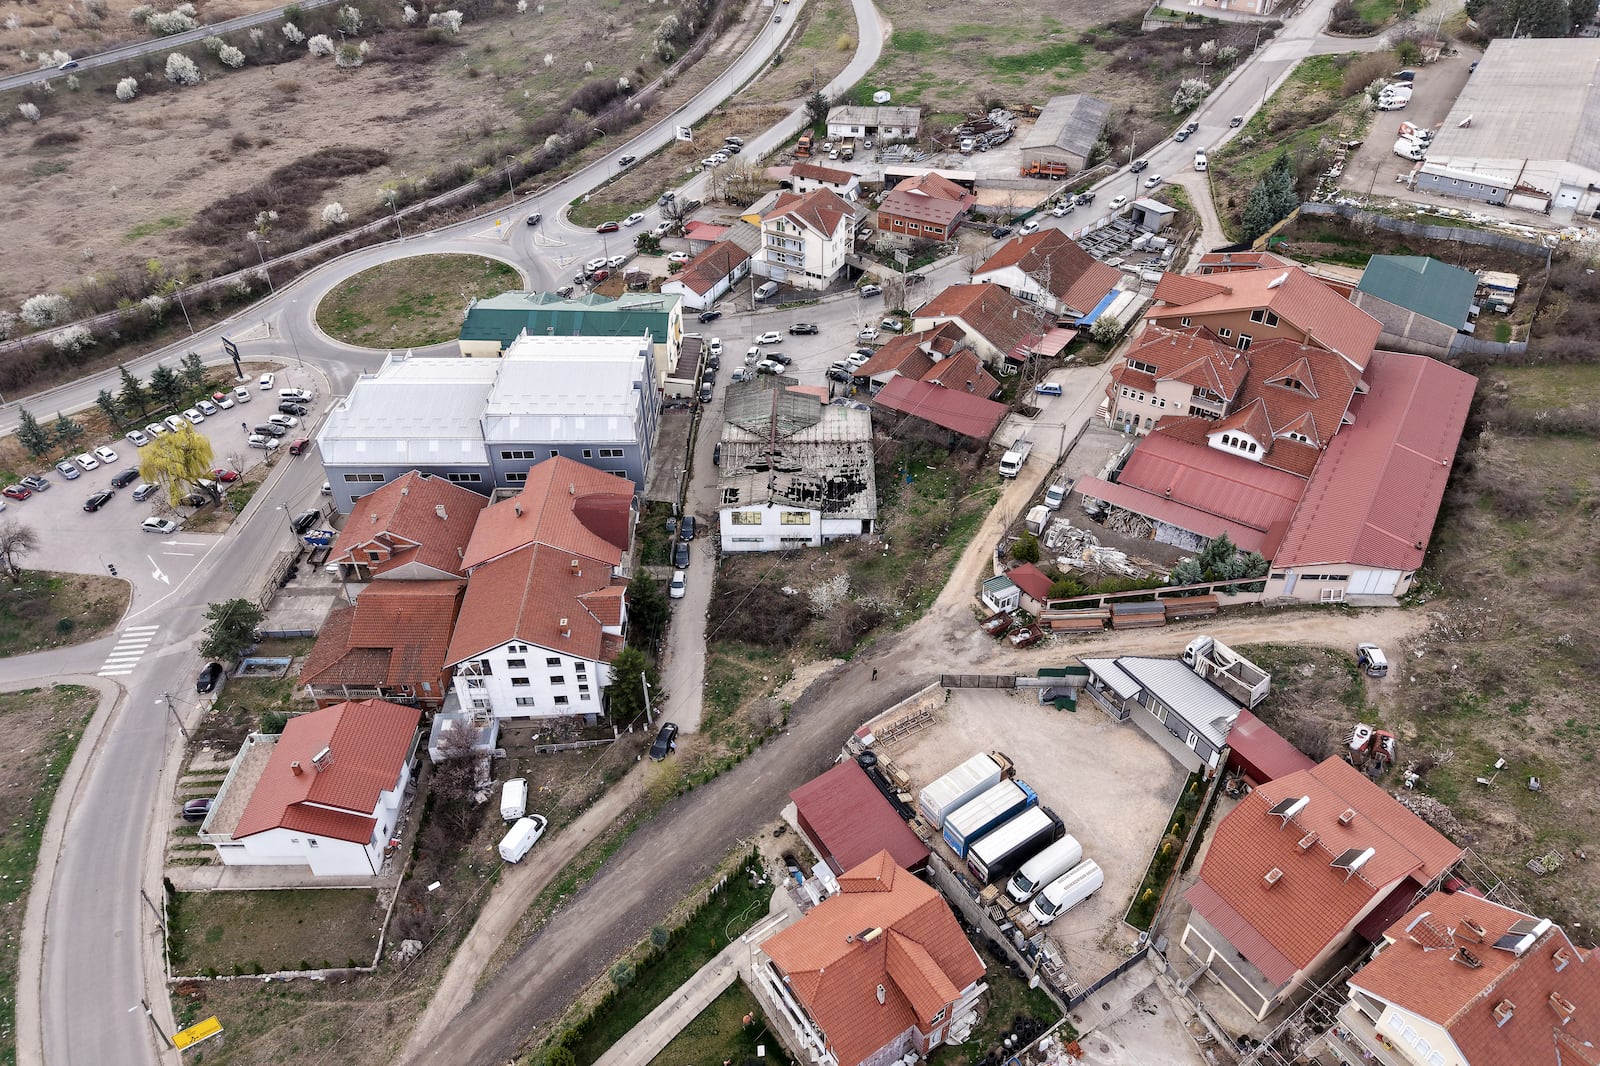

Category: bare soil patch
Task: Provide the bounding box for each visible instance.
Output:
[0,571,127,656]
[169,889,384,975]
[314,254,520,349]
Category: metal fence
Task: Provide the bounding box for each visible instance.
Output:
[1297,201,1551,259]
[938,674,1017,689]
[1064,946,1151,1010]
[533,738,616,754]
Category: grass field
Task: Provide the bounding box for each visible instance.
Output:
[0,685,96,1066]
[314,255,522,349]
[0,571,127,658]
[168,889,384,975]
[646,982,791,1066]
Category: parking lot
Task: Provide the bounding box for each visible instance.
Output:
[874,687,1189,981]
[1336,50,1479,203]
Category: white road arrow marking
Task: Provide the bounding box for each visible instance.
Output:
[148,555,170,585]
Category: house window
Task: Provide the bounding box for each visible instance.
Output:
[733,507,762,524]
[308,838,318,847]
[610,470,628,478]
[578,683,590,693]
[549,449,559,458]
[446,473,482,483]
[344,473,385,483]
[581,693,591,700]
[554,695,569,705]
[507,659,526,669]
[515,697,537,707]
[499,450,535,461]
[575,662,587,675]
[780,511,811,525]
[511,677,530,687]
[582,449,593,459]
[1128,359,1158,375]
[600,448,623,458]
[550,675,566,686]
[475,660,492,674]
[1237,334,1253,351]
[1180,317,1192,327]
[931,1007,947,1026]
[510,644,527,653]
[366,550,381,562]
[506,472,527,484]
[466,678,484,689]
[1217,327,1232,339]
[471,698,489,709]
[546,657,561,666]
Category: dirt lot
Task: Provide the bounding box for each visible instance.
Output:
[0,0,285,78]
[1335,50,1479,202]
[169,888,384,974]
[873,687,1188,982]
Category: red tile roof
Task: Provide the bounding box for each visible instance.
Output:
[762,852,984,1066]
[1225,708,1315,784]
[1150,266,1382,370]
[461,455,633,571]
[871,376,1008,440]
[921,348,999,400]
[446,544,626,666]
[1076,475,1277,555]
[975,230,1122,315]
[915,283,1039,358]
[893,171,974,206]
[1194,251,1297,274]
[329,472,489,579]
[234,699,421,844]
[1006,562,1053,602]
[764,188,854,238]
[1113,327,1251,405]
[1274,350,1476,574]
[1186,758,1462,986]
[879,189,967,227]
[683,221,729,242]
[673,241,751,295]
[857,333,937,381]
[1109,429,1307,536]
[790,161,857,186]
[1353,892,1600,1066]
[300,580,464,692]
[791,761,930,874]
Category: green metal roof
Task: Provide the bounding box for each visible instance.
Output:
[1356,255,1476,330]
[459,291,680,347]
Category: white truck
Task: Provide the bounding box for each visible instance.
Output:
[999,435,1034,478]
[918,751,1011,829]
[1393,138,1425,161]
[1193,149,1208,172]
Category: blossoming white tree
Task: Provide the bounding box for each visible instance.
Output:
[165,51,201,85]
[282,21,305,43]
[20,293,71,329]
[308,34,335,56]
[218,44,245,67]
[50,325,93,353]
[322,202,349,224]
[17,102,40,122]
[116,76,139,101]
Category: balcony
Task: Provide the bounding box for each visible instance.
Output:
[1321,1003,1411,1066]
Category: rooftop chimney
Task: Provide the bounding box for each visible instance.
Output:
[514,505,522,518]
[291,761,302,775]
[1494,1000,1515,1028]
[1551,992,1575,1025]
[1264,867,1284,888]
[401,486,409,496]
[570,559,582,575]
[1338,807,1357,825]
[436,504,448,520]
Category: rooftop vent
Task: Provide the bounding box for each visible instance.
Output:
[1263,867,1283,888]
[1297,831,1319,852]
[1455,946,1483,969]
[1267,271,1290,289]
[861,927,884,943]
[291,761,302,775]
[311,746,333,772]
[436,504,448,520]
[1338,808,1357,825]
[514,505,523,518]
[876,983,886,1005]
[401,486,409,496]
[1551,992,1576,1025]
[1494,918,1553,955]
[1268,796,1309,826]
[570,559,582,575]
[1493,999,1515,1028]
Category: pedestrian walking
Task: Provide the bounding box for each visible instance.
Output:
[242,421,248,432]
[872,667,878,681]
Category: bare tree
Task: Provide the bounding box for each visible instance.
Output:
[0,520,39,584]
[429,720,483,836]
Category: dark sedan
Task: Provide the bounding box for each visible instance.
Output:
[196,661,224,693]
[698,309,723,323]
[649,722,679,760]
[83,490,114,512]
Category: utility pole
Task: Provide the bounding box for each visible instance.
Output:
[640,672,654,727]
[158,692,190,742]
[139,888,166,932]
[131,1000,173,1049]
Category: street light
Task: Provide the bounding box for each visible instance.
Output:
[172,286,195,335]
[247,234,273,294]
[384,190,403,240]
[504,156,518,203]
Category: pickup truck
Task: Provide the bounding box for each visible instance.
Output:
[999,435,1033,478]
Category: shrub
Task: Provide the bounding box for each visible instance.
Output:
[165,52,201,85]
[20,293,71,328]
[335,43,362,67]
[427,9,463,32]
[336,4,362,33]
[147,10,198,34]
[51,325,94,353]
[116,76,139,101]
[282,21,305,43]
[308,34,335,56]
[201,34,223,52]
[17,103,40,122]
[321,202,348,224]
[218,44,245,68]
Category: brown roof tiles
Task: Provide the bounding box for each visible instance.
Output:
[300,580,464,693]
[461,456,633,572]
[446,544,624,666]
[329,471,489,579]
[974,230,1121,316]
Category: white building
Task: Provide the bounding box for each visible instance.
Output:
[756,188,857,291]
[201,699,421,877]
[717,380,877,552]
[825,105,921,142]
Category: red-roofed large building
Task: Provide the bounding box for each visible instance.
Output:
[661,240,752,311]
[855,322,1002,401]
[791,761,929,875]
[912,283,1043,368]
[877,172,976,243]
[1331,892,1600,1066]
[972,229,1122,319]
[1181,758,1463,1021]
[753,852,987,1066]
[757,188,858,290]
[203,699,421,876]
[328,471,490,582]
[871,377,1008,442]
[447,457,634,720]
[301,580,465,708]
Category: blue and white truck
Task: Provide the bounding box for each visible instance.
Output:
[943,778,1038,859]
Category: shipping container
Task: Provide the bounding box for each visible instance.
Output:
[918,752,1004,828]
[943,778,1038,858]
[966,806,1062,884]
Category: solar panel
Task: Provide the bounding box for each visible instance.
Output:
[1492,933,1524,952]
[1331,848,1367,870]
[1508,918,1542,935]
[1268,797,1301,816]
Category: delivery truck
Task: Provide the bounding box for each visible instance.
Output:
[966,805,1063,884]
[918,751,1012,828]
[500,777,528,821]
[1007,833,1084,903]
[943,778,1038,858]
[1028,859,1104,925]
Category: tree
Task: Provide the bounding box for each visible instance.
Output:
[604,645,656,726]
[165,52,201,85]
[804,89,830,125]
[18,103,40,123]
[626,577,670,649]
[428,717,482,835]
[116,76,139,101]
[16,409,50,458]
[95,389,123,429]
[149,364,183,412]
[218,44,245,68]
[139,423,217,505]
[118,365,149,417]
[0,520,39,584]
[1013,531,1041,563]
[20,293,70,329]
[53,412,84,450]
[180,350,206,390]
[633,232,662,256]
[199,597,264,661]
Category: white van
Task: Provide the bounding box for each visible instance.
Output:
[280,388,313,404]
[1357,643,1389,678]
[497,814,547,863]
[1008,834,1083,903]
[1193,150,1208,172]
[1028,859,1104,925]
[500,777,528,821]
[755,281,779,301]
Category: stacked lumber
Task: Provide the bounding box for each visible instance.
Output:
[1040,609,1109,633]
[1110,601,1167,630]
[1161,595,1220,620]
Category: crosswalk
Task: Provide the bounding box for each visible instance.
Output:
[99,625,160,677]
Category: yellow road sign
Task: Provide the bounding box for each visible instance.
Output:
[174,1016,223,1051]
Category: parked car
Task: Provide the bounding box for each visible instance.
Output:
[605,254,628,269]
[196,661,224,693]
[756,359,786,375]
[650,221,672,238]
[163,415,186,434]
[278,402,307,416]
[1230,115,1244,127]
[679,514,697,541]
[1075,191,1096,205]
[183,407,205,425]
[197,399,219,416]
[247,434,280,451]
[181,797,212,823]
[75,453,100,472]
[1144,173,1164,189]
[254,423,287,438]
[288,438,311,456]
[142,517,179,535]
[2,486,31,501]
[1184,121,1199,134]
[622,212,645,227]
[111,469,141,489]
[1174,129,1190,142]
[210,468,241,483]
[19,476,49,493]
[698,383,713,404]
[83,490,114,512]
[1130,159,1149,174]
[179,492,208,507]
[788,323,819,335]
[1051,201,1075,217]
[763,352,792,367]
[990,225,1014,238]
[880,318,904,333]
[712,442,721,466]
[290,509,321,535]
[857,327,880,341]
[269,414,299,429]
[723,136,744,147]
[668,251,695,264]
[125,430,150,447]
[673,540,690,568]
[144,423,168,439]
[525,211,542,226]
[1019,219,1040,235]
[233,386,252,404]
[93,445,119,464]
[132,482,160,502]
[707,338,723,357]
[669,569,687,599]
[658,191,676,205]
[54,461,80,480]
[859,283,882,297]
[730,367,754,383]
[584,257,608,273]
[1036,381,1063,396]
[259,373,275,390]
[1108,195,1129,211]
[649,722,680,760]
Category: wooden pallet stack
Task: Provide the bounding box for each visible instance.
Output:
[1040,608,1110,633]
[1161,594,1220,621]
[1110,601,1167,630]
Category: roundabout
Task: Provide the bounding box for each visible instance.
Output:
[312,253,524,349]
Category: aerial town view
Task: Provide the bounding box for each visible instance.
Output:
[2,0,1599,1058]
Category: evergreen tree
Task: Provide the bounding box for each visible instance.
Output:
[626,577,671,650]
[180,350,206,390]
[199,597,265,661]
[53,412,84,450]
[16,409,50,458]
[95,389,122,429]
[604,645,657,727]
[118,365,149,416]
[149,365,184,412]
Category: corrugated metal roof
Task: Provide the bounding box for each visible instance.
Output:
[1114,657,1241,747]
[1020,94,1112,158]
[871,377,1007,440]
[791,762,929,873]
[1115,430,1305,534]
[1357,256,1476,330]
[1076,475,1273,553]
[1082,657,1141,699]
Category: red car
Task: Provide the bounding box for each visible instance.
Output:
[591,269,610,283]
[210,468,241,483]
[595,221,620,233]
[2,485,31,501]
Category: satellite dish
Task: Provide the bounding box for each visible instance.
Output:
[872,90,892,104]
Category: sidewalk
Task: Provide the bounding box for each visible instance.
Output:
[398,763,653,1059]
[593,888,799,1066]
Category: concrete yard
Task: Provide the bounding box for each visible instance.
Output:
[874,687,1189,984]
